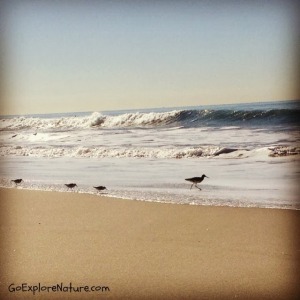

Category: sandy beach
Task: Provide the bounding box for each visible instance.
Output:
[0,187,299,299]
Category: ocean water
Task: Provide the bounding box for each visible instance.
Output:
[0,100,299,209]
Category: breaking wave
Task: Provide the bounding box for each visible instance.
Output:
[1,108,299,131]
[1,144,299,159]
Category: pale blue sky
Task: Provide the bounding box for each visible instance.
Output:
[1,1,299,115]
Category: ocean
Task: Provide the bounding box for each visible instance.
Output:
[1,100,299,209]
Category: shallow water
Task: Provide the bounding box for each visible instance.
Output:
[1,154,299,209]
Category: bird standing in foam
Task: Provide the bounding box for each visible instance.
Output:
[65,183,77,191]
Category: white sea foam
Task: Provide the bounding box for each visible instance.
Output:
[91,111,181,127]
[0,110,181,130]
[1,143,299,159]
[0,144,217,158]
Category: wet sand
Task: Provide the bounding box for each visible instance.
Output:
[0,188,299,299]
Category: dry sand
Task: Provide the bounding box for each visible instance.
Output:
[0,187,299,299]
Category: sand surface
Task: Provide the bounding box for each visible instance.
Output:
[0,188,299,299]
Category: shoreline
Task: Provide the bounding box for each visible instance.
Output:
[0,185,299,211]
[0,187,300,299]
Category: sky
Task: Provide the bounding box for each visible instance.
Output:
[0,0,299,115]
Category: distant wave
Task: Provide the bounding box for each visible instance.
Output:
[0,108,299,131]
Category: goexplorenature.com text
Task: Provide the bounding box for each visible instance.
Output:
[8,282,110,295]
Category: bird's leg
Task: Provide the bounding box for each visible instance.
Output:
[196,184,201,190]
[190,183,193,189]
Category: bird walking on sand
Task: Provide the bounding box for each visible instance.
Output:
[185,174,209,190]
[65,183,77,190]
[11,179,23,185]
[93,186,107,192]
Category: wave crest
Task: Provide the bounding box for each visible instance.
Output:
[0,110,181,130]
[1,108,299,131]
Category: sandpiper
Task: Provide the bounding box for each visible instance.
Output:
[65,183,77,190]
[11,179,23,185]
[93,186,107,192]
[185,174,209,190]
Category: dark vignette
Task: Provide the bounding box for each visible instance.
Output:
[0,1,299,299]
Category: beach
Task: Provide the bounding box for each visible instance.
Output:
[0,187,299,299]
[2,1,299,298]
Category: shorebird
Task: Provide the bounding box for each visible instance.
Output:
[65,183,77,190]
[11,179,23,185]
[185,174,209,190]
[93,186,107,192]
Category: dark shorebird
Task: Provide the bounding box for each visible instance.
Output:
[65,183,77,190]
[185,174,209,190]
[93,186,107,192]
[11,179,23,185]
